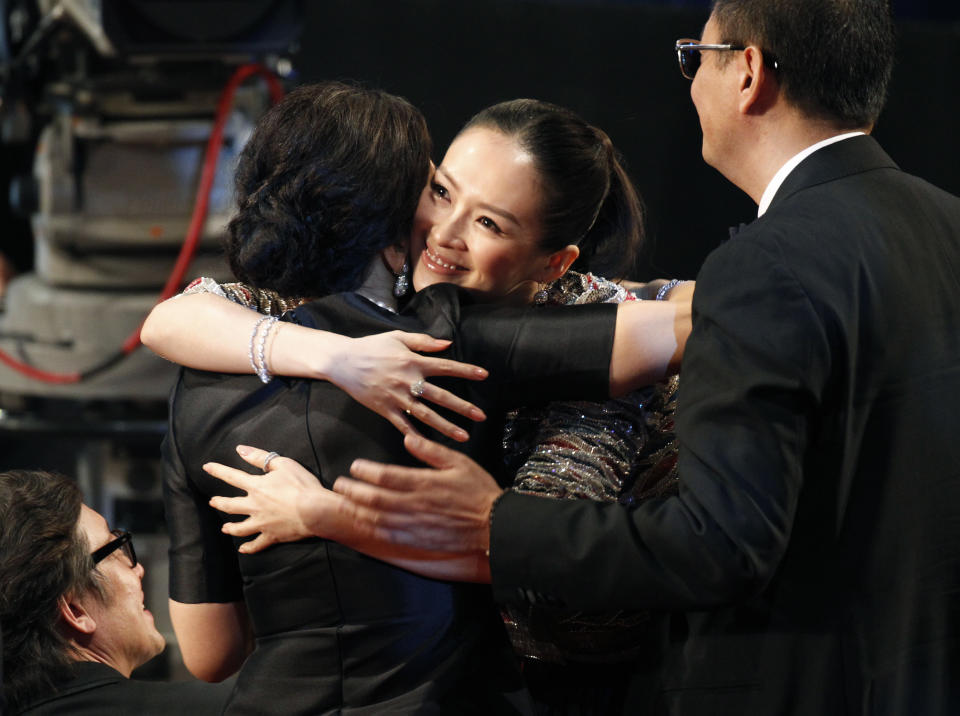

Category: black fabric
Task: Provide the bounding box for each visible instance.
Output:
[491,135,960,715]
[163,283,617,715]
[15,661,228,716]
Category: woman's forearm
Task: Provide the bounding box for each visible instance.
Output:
[169,599,252,682]
[143,292,487,438]
[609,284,693,395]
[141,292,348,380]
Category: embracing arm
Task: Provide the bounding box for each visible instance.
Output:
[169,600,252,682]
[143,292,416,381]
[329,243,818,604]
[490,244,819,609]
[142,291,488,441]
[608,280,693,395]
[203,445,491,582]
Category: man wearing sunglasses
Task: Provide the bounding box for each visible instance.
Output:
[309,0,960,714]
[0,470,228,715]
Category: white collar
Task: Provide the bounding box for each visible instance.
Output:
[757,132,865,217]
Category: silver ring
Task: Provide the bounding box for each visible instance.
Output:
[409,379,425,398]
[262,451,280,472]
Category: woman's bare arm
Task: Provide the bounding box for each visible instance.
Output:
[609,281,693,395]
[141,292,489,441]
[168,599,252,682]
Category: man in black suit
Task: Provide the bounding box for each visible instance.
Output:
[0,470,227,715]
[330,0,960,713]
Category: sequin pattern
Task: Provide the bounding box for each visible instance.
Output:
[501,271,680,664]
[182,277,309,316]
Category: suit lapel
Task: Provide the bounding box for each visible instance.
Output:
[768,134,900,212]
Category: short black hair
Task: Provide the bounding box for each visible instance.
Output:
[226,81,432,298]
[711,0,896,127]
[0,470,105,711]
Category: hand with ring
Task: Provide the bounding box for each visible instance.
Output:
[206,443,492,581]
[206,445,341,552]
[262,451,280,472]
[323,331,490,443]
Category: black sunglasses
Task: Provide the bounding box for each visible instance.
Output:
[91,529,138,569]
[675,39,779,80]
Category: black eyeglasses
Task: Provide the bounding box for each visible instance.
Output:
[675,39,779,80]
[91,529,138,569]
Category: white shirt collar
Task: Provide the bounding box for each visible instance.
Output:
[757,131,865,217]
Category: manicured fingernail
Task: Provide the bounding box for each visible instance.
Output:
[471,408,486,421]
[455,429,469,442]
[474,368,488,377]
[236,445,251,456]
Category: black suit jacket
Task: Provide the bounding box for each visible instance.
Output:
[15,662,228,716]
[491,135,960,715]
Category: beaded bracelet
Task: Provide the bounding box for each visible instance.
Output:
[255,316,280,384]
[655,278,685,301]
[248,315,273,377]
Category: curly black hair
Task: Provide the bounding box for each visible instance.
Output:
[225,81,432,298]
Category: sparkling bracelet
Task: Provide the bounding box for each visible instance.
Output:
[655,278,685,301]
[255,316,280,384]
[248,315,273,376]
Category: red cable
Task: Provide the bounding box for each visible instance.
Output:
[0,63,285,384]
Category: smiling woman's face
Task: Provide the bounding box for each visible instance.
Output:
[409,127,561,303]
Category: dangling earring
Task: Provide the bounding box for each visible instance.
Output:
[393,259,410,298]
[533,282,549,304]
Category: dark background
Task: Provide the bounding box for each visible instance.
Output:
[1,0,957,281]
[290,0,960,280]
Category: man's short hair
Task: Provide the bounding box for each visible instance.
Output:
[0,470,106,711]
[711,0,896,127]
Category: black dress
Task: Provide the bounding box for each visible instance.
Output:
[162,284,617,715]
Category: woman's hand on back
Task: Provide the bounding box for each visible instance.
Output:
[312,330,489,442]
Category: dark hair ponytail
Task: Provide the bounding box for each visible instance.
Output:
[461,99,644,278]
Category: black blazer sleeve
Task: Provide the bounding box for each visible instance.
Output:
[412,283,618,405]
[491,232,827,610]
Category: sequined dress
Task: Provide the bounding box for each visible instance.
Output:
[501,271,680,665]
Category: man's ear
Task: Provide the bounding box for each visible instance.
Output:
[738,45,778,114]
[58,593,97,636]
[537,245,580,283]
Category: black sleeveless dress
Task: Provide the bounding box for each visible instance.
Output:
[162,283,617,715]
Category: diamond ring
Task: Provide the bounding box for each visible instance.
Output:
[262,451,280,472]
[409,379,425,398]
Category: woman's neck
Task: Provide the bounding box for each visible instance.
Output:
[356,254,399,312]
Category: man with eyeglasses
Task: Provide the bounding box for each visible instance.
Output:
[305,0,960,714]
[0,469,228,715]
